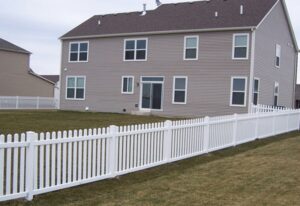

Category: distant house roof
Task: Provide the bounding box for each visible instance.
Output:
[61,0,277,39]
[28,69,55,85]
[0,38,31,54]
[41,75,60,83]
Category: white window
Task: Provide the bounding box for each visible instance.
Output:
[253,78,260,105]
[184,36,198,60]
[69,42,89,62]
[66,76,86,100]
[275,44,281,68]
[122,76,134,94]
[274,82,279,106]
[232,34,249,59]
[230,77,247,107]
[124,39,147,61]
[173,76,188,104]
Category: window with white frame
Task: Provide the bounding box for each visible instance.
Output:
[124,39,147,61]
[173,76,188,104]
[69,42,89,62]
[184,36,198,60]
[253,78,260,105]
[233,34,249,59]
[231,77,247,106]
[275,44,281,68]
[66,76,86,100]
[274,82,279,106]
[122,76,134,94]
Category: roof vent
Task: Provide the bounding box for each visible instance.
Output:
[215,11,218,17]
[156,0,162,7]
[141,3,147,16]
[97,20,101,25]
[240,5,244,15]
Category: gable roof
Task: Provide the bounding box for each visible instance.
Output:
[28,69,55,85]
[0,38,31,54]
[61,0,278,39]
[41,75,60,83]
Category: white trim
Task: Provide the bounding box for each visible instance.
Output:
[139,76,164,112]
[65,76,86,101]
[248,30,256,112]
[257,0,299,52]
[253,77,260,105]
[230,76,248,107]
[60,26,255,40]
[121,76,134,94]
[172,76,188,104]
[68,41,89,63]
[183,36,199,60]
[123,38,148,61]
[232,33,250,60]
[275,44,281,68]
[257,0,280,28]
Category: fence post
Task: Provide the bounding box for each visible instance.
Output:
[163,120,172,163]
[255,112,259,139]
[232,114,238,146]
[272,112,276,135]
[16,96,19,109]
[109,125,118,178]
[25,131,37,201]
[36,97,39,109]
[203,116,210,153]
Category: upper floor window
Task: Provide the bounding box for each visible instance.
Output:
[124,39,147,61]
[274,82,279,106]
[233,34,249,60]
[184,36,198,60]
[173,76,188,104]
[253,78,260,105]
[122,76,134,94]
[66,76,86,100]
[69,42,89,62]
[230,77,247,107]
[275,44,281,68]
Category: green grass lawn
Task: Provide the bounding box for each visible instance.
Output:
[0,110,171,135]
[0,130,299,205]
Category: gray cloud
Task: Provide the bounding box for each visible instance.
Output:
[0,0,299,79]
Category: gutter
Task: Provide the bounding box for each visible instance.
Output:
[28,69,56,85]
[60,26,255,40]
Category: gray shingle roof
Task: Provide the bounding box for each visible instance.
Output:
[0,38,30,54]
[61,0,277,39]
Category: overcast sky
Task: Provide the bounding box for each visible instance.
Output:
[0,0,299,78]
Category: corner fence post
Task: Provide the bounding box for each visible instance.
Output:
[232,114,238,146]
[25,131,37,201]
[203,116,210,153]
[109,125,118,178]
[163,120,172,163]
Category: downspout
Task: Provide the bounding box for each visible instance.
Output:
[292,52,299,108]
[248,28,256,113]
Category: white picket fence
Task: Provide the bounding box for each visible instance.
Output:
[251,104,292,113]
[0,96,58,110]
[0,109,300,202]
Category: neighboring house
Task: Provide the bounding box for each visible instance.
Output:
[59,0,299,117]
[41,75,60,100]
[0,38,55,97]
[295,85,300,109]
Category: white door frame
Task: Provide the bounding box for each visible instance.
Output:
[139,76,164,111]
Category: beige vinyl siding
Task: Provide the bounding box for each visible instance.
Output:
[60,31,251,117]
[254,1,297,107]
[0,50,54,97]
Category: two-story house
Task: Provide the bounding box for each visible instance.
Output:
[0,38,56,97]
[59,0,299,117]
